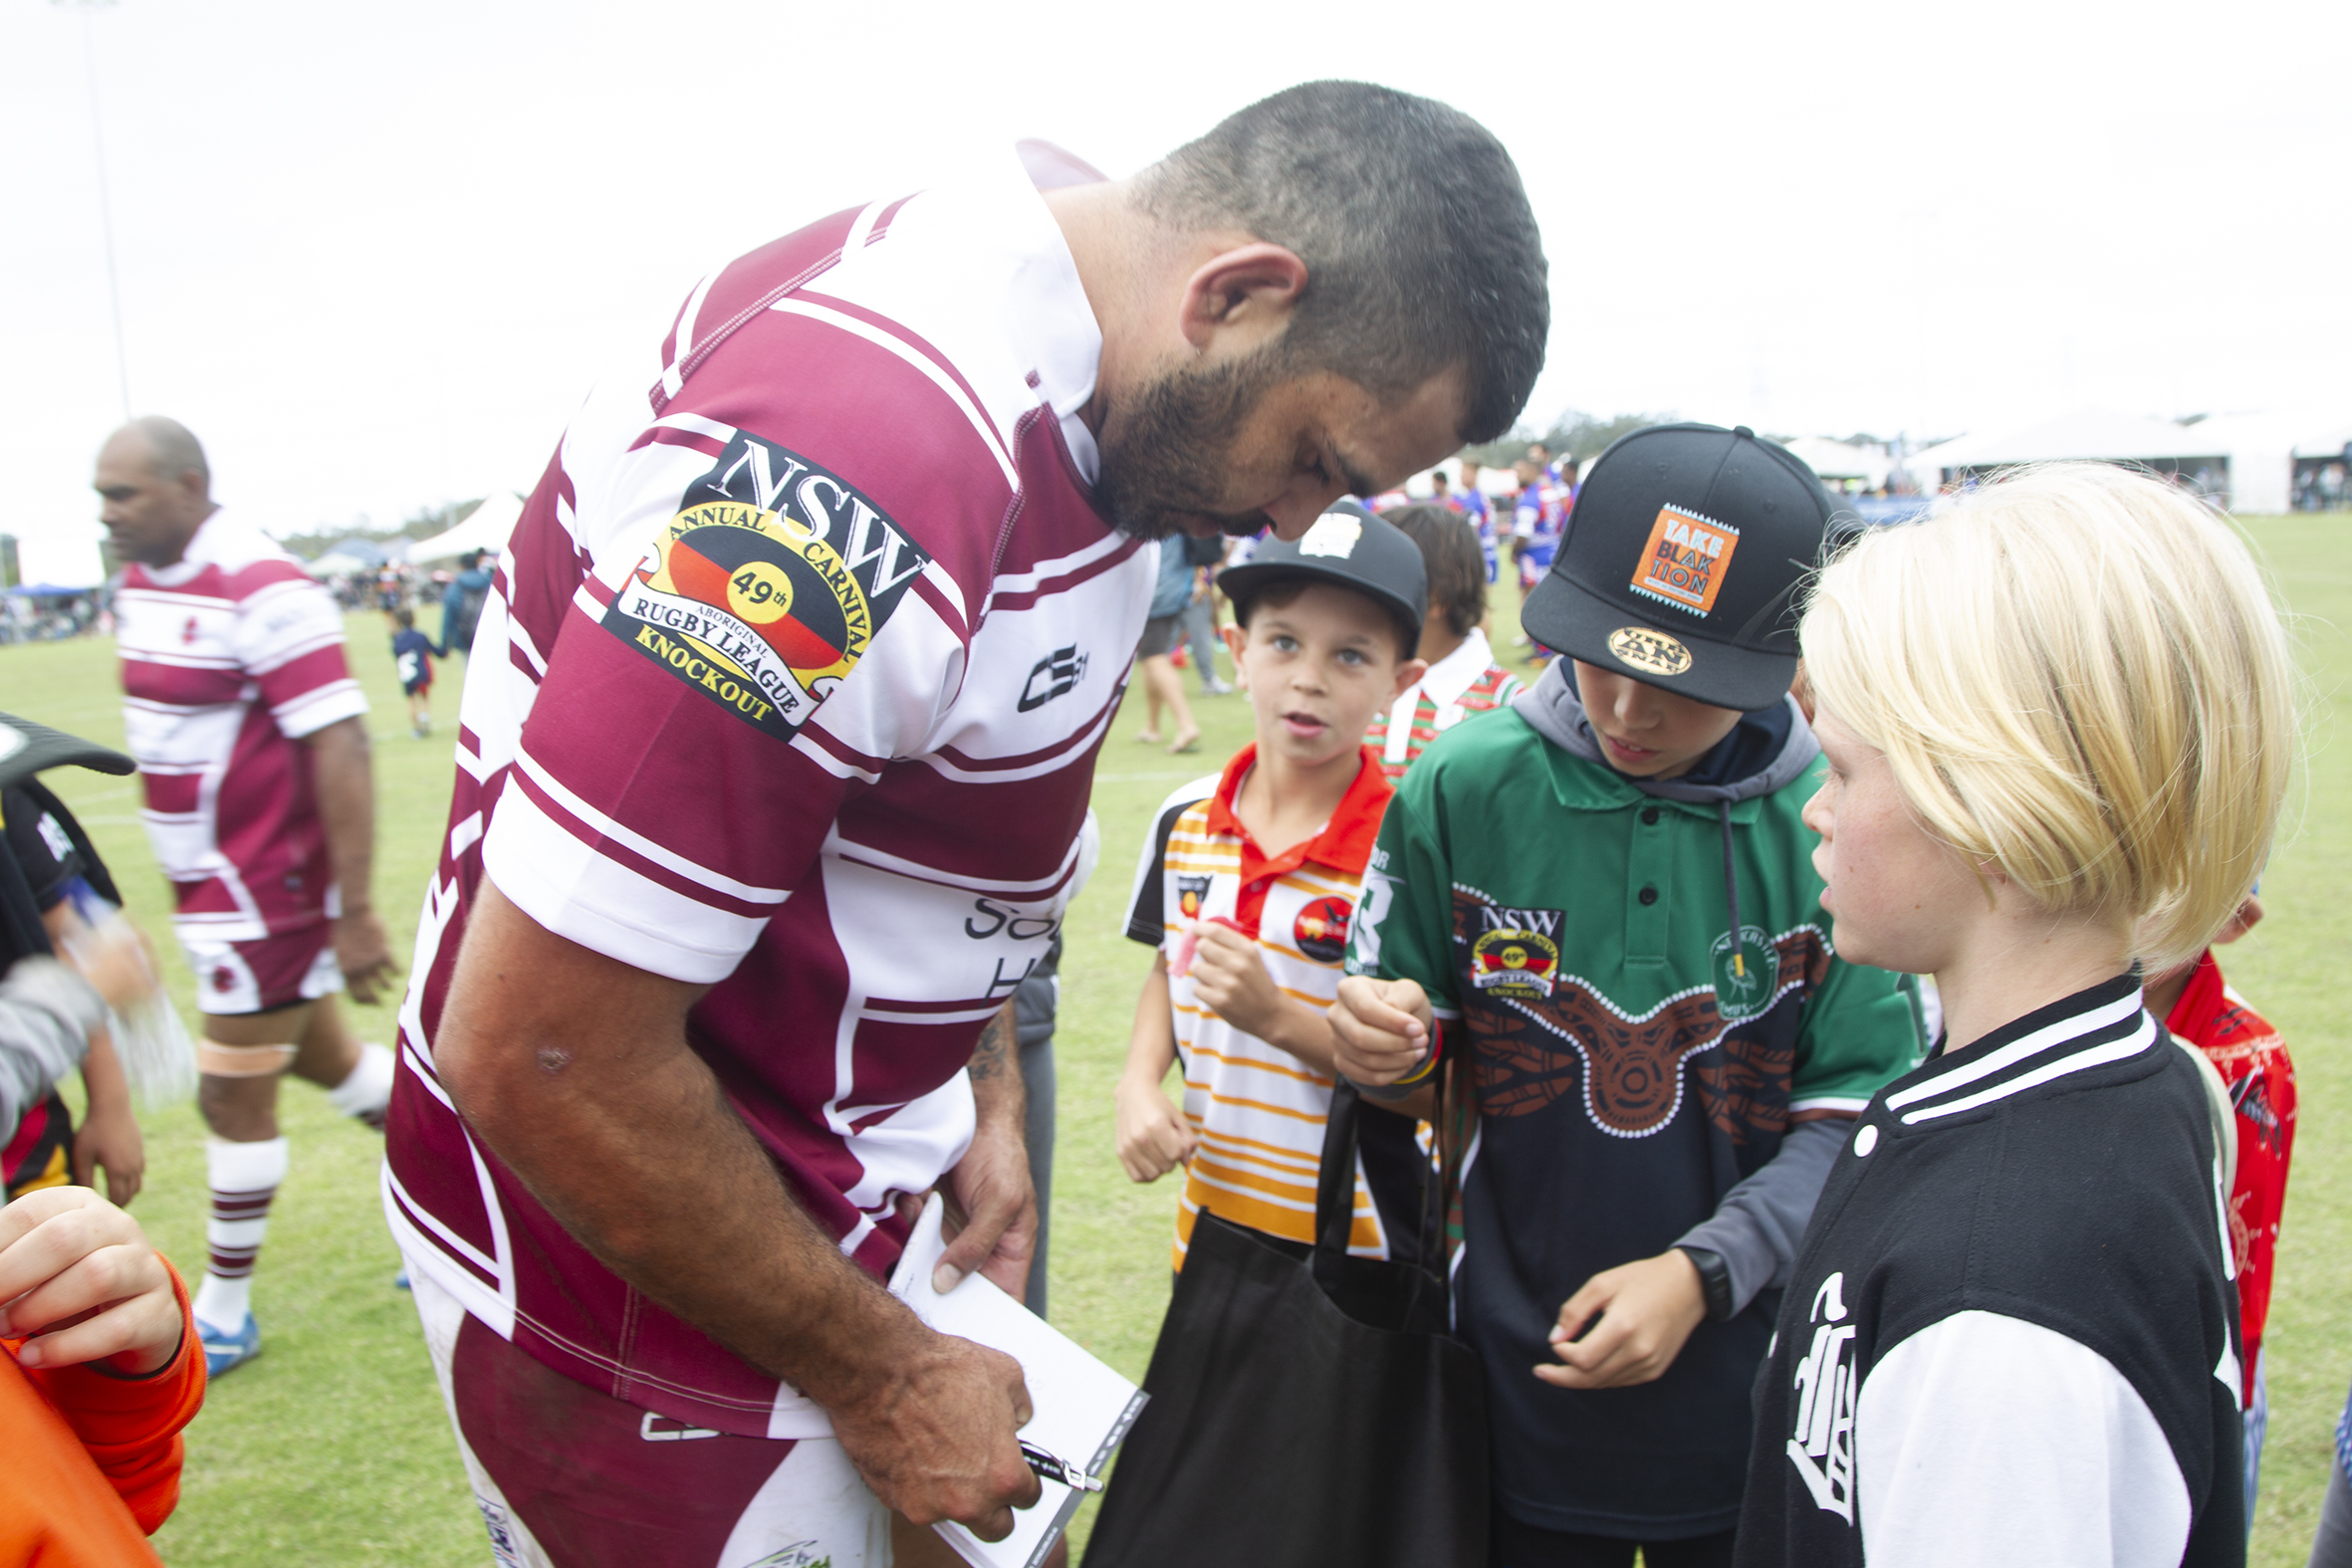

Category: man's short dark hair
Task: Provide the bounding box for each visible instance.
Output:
[1136,82,1547,442]
[129,416,209,492]
[1381,503,1486,638]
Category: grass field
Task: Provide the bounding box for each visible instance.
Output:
[11,513,2347,1565]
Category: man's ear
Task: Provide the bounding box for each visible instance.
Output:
[1178,243,1308,352]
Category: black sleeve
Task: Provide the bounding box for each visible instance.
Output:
[1,786,82,912]
[1122,797,1194,946]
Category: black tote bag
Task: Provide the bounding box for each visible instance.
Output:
[1081,1077,1490,1566]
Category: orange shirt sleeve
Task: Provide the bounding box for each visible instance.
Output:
[26,1257,206,1533]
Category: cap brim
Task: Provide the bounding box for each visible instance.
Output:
[1521,570,1797,714]
[1215,560,1423,646]
[0,712,136,794]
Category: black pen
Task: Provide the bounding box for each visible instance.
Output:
[1020,1438,1103,1493]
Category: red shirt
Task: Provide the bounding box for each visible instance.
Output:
[2164,951,2294,1400]
[0,1260,204,1562]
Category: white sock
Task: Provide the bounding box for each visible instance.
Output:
[328,1041,396,1127]
[195,1135,289,1332]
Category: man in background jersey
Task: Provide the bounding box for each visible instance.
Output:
[95,417,398,1378]
[388,82,1546,1565]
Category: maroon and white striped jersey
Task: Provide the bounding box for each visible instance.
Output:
[383,147,1153,1438]
[114,513,367,940]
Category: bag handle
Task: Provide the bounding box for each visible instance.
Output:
[1314,1074,1449,1291]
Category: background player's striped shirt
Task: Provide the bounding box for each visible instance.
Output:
[115,512,367,940]
[1123,746,1424,1270]
[383,146,1155,1440]
[1364,626,1523,781]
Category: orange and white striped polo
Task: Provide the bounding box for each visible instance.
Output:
[1122,744,1425,1270]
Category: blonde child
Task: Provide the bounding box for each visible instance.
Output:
[1736,464,2294,1568]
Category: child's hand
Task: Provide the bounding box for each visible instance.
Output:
[1188,920,1280,1036]
[1536,1250,1708,1391]
[1114,1073,1195,1184]
[1330,975,1435,1086]
[0,1187,182,1375]
[67,916,158,1014]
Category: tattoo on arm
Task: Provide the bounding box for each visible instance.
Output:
[969,1003,1014,1082]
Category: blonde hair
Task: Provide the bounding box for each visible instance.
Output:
[1801,464,2296,970]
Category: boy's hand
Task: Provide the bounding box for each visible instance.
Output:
[1188,922,1281,1036]
[73,1095,146,1208]
[0,1187,182,1375]
[1536,1249,1708,1390]
[1115,1073,1195,1183]
[1330,975,1434,1086]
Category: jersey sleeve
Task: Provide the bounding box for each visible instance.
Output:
[1,786,82,910]
[1855,1310,2192,1567]
[1124,781,1217,946]
[1344,767,1462,1018]
[483,429,958,987]
[1790,957,1923,1116]
[230,571,368,739]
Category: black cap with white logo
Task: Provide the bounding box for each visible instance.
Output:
[1521,423,1836,712]
[0,712,134,794]
[1216,502,1428,650]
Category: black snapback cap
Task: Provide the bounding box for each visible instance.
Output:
[1217,502,1428,651]
[0,712,134,794]
[1521,423,1836,712]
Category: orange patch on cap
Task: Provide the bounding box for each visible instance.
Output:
[1631,505,1740,616]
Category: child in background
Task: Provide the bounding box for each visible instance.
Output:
[1734,463,2290,1567]
[2145,895,2294,1527]
[1114,504,1430,1270]
[1332,425,1921,1567]
[1367,504,1522,780]
[390,606,436,739]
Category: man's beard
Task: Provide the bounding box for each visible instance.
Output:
[1091,349,1286,542]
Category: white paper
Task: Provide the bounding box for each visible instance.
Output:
[887,1194,1148,1568]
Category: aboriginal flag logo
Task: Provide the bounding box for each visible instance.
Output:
[1176,875,1212,921]
[602,433,932,741]
[1293,896,1354,964]
[1470,927,1560,999]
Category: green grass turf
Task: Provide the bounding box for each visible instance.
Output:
[7,515,2344,1563]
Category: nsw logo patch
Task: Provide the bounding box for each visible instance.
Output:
[601,433,932,740]
[1469,904,1564,1000]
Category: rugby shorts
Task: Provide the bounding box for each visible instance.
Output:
[403,1259,891,1568]
[180,926,343,1015]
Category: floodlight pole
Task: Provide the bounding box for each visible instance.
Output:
[74,1,132,420]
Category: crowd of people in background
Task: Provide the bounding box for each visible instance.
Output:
[1,76,2347,1568]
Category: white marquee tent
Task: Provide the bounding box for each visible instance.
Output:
[408,492,525,561]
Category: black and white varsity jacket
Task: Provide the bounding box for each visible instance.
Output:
[1736,974,2245,1567]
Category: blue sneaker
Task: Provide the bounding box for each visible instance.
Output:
[199,1312,262,1378]
[393,1268,411,1291]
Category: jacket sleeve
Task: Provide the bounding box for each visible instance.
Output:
[33,1259,206,1534]
[1673,1117,1844,1316]
[1854,1310,2192,1567]
[0,958,104,1136]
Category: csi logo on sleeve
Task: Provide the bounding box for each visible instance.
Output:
[600,432,933,741]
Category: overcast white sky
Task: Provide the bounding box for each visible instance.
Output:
[4,0,2346,582]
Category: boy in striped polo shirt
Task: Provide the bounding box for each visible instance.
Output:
[1367,503,1524,781]
[1116,505,1432,1270]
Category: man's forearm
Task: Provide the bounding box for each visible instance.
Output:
[967,999,1024,1131]
[438,885,930,1414]
[306,717,376,912]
